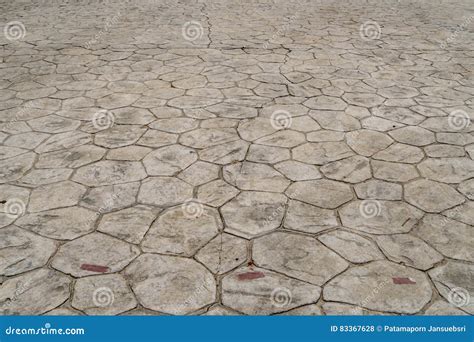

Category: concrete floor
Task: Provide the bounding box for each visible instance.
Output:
[0,0,473,316]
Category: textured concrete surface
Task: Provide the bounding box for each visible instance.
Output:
[0,0,473,316]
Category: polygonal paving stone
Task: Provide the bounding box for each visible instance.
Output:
[149,118,199,133]
[111,107,155,125]
[255,130,306,148]
[424,144,465,158]
[107,145,152,161]
[80,182,140,213]
[372,106,424,125]
[345,130,393,157]
[124,254,216,315]
[72,161,147,186]
[0,146,29,160]
[284,200,338,233]
[304,96,347,110]
[36,145,106,169]
[28,181,87,212]
[458,179,474,200]
[3,132,49,150]
[424,300,469,316]
[180,128,239,148]
[141,206,221,256]
[138,177,193,207]
[286,180,353,209]
[323,261,432,314]
[354,180,402,200]
[375,234,444,270]
[221,191,286,238]
[20,168,73,185]
[223,162,290,192]
[318,230,384,264]
[444,201,474,225]
[35,131,91,153]
[0,226,57,276]
[373,143,424,164]
[339,200,423,234]
[237,117,278,141]
[97,205,158,244]
[28,114,81,133]
[94,126,147,148]
[412,214,473,262]
[418,158,474,183]
[137,129,178,147]
[309,110,360,131]
[197,180,239,207]
[195,233,247,274]
[0,152,36,183]
[389,126,435,146]
[0,268,71,315]
[293,142,354,165]
[222,266,321,315]
[247,144,290,164]
[253,232,349,285]
[274,160,321,181]
[51,233,140,277]
[378,86,419,99]
[199,140,249,164]
[72,274,137,315]
[361,116,404,131]
[372,160,418,182]
[404,179,465,213]
[288,115,321,132]
[143,144,197,176]
[97,93,140,109]
[428,262,473,315]
[320,156,371,183]
[177,161,220,186]
[342,93,384,107]
[16,206,97,240]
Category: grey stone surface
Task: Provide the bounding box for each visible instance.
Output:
[324,261,432,314]
[0,269,71,315]
[0,226,57,276]
[141,206,221,256]
[52,233,140,277]
[429,262,473,315]
[0,0,471,316]
[72,274,137,315]
[222,266,321,315]
[253,232,349,285]
[125,254,216,315]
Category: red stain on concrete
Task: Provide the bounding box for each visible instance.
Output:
[392,277,416,285]
[80,264,110,273]
[237,271,265,281]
